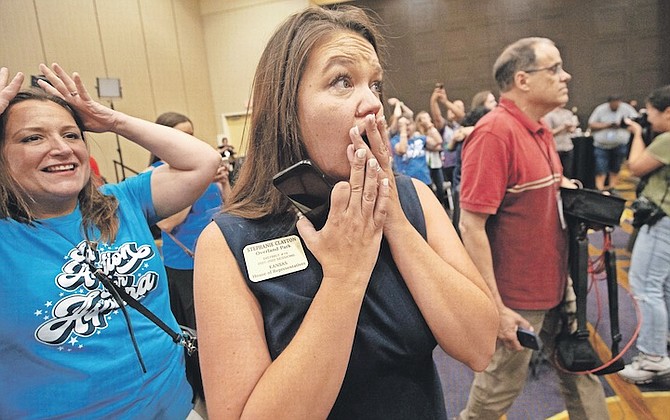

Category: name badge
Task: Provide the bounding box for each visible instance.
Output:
[243,235,308,282]
[557,190,567,230]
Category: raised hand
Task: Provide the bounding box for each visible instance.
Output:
[354,112,409,235]
[0,67,24,115]
[297,116,390,286]
[37,63,119,133]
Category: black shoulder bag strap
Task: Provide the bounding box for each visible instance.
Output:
[89,266,197,373]
[161,228,195,258]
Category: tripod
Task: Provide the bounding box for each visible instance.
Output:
[562,218,625,375]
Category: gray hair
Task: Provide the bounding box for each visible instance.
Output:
[493,37,554,92]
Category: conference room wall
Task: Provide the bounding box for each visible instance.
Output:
[200,0,307,154]
[354,0,670,126]
[0,0,217,183]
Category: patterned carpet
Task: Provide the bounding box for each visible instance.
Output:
[434,168,670,419]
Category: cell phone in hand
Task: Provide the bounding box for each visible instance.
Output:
[272,160,333,230]
[516,327,542,350]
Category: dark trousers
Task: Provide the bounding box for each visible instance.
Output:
[430,167,446,205]
[165,266,204,401]
[559,149,575,179]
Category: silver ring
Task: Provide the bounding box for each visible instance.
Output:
[70,91,78,97]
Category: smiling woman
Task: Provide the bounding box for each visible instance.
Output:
[0,64,220,418]
[2,95,93,219]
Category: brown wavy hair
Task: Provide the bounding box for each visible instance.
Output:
[0,89,119,242]
[225,5,385,220]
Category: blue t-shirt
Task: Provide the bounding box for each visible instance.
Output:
[391,133,432,184]
[162,183,222,270]
[0,172,192,419]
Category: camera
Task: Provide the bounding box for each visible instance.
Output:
[620,112,649,129]
[31,75,51,88]
[631,196,665,228]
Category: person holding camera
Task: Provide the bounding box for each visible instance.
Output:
[618,85,670,385]
[0,64,220,417]
[458,37,609,419]
[193,6,498,419]
[588,95,638,191]
[545,104,579,178]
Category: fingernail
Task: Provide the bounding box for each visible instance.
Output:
[352,125,360,136]
[369,158,378,169]
[356,148,366,158]
[381,178,389,187]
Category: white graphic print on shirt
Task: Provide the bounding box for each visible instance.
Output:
[35,240,158,347]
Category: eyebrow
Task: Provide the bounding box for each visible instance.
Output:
[10,124,81,137]
[322,54,383,75]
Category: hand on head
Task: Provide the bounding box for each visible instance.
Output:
[37,63,119,133]
[0,67,24,114]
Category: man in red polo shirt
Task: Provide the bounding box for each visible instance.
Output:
[458,37,609,419]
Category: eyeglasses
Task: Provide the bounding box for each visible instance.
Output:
[524,63,563,75]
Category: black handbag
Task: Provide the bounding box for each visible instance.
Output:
[560,187,626,228]
[631,196,667,228]
[631,173,669,228]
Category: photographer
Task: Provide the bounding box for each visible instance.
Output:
[618,85,670,385]
[588,95,638,191]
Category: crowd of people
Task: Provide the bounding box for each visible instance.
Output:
[1,4,669,420]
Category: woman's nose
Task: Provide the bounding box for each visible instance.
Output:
[357,87,382,117]
[48,136,75,155]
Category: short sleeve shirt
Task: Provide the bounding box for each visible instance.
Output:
[460,98,568,310]
[642,131,670,216]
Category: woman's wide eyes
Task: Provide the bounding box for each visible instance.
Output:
[332,75,352,89]
[331,75,383,96]
[371,81,383,95]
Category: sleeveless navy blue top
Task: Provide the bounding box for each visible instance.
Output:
[214,175,446,419]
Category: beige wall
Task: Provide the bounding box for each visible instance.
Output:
[200,0,307,152]
[0,0,217,183]
[0,0,351,182]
